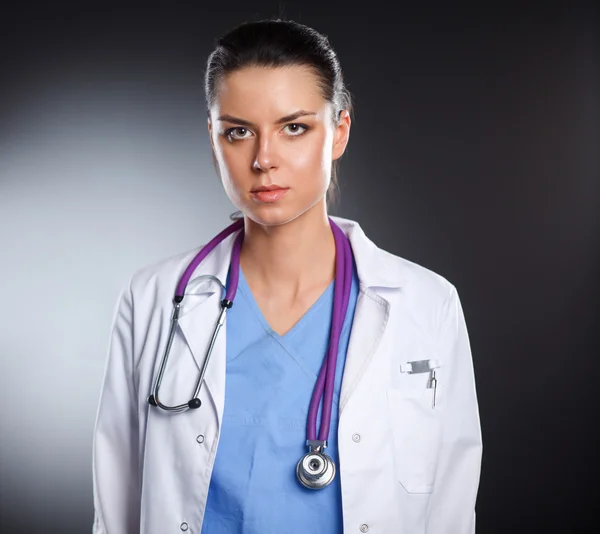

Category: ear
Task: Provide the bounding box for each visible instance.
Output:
[332,109,351,161]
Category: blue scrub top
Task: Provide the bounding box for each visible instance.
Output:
[201,260,360,534]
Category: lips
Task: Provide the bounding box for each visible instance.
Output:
[250,186,290,203]
[251,184,286,192]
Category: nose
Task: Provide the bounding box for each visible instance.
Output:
[252,135,278,172]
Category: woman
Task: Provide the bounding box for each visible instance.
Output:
[93,19,482,534]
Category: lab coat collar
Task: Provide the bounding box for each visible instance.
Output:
[184,215,406,295]
[332,216,405,289]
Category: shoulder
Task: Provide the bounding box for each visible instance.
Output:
[335,216,455,307]
[386,249,455,303]
[382,247,456,321]
[126,245,204,303]
[372,247,462,344]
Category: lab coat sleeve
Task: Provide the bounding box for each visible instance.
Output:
[427,284,482,534]
[92,280,141,534]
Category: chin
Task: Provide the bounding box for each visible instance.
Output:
[244,209,295,227]
[242,203,310,228]
[237,191,326,228]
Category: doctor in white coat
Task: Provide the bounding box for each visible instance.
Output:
[93,18,482,534]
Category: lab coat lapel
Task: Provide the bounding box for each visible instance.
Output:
[330,216,406,415]
[338,287,390,414]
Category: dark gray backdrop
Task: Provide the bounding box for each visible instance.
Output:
[1,2,598,533]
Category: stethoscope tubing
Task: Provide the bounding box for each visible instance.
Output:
[306,221,351,441]
[148,218,352,450]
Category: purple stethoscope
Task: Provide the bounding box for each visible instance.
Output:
[148,216,354,490]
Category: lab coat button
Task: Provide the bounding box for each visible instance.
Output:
[180,522,189,531]
[359,524,369,532]
[352,433,361,443]
[196,434,205,444]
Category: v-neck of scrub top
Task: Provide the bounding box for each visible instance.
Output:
[238,266,334,342]
[225,267,343,426]
[201,262,359,534]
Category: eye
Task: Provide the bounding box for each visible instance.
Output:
[283,123,308,136]
[225,127,253,141]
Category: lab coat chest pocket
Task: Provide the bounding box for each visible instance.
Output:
[387,353,443,494]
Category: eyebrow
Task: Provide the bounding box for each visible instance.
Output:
[217,110,317,127]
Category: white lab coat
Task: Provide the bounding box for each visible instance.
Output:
[92,216,482,534]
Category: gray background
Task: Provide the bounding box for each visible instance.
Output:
[1,2,598,533]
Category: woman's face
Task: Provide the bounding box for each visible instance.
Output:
[208,65,350,227]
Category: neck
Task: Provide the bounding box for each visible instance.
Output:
[239,202,336,299]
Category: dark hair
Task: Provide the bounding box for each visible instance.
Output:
[204,19,353,204]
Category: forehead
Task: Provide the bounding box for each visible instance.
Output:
[213,65,328,117]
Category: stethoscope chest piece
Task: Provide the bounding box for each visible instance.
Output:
[296,441,336,490]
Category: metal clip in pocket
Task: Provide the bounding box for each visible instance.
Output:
[400,359,441,408]
[399,358,440,374]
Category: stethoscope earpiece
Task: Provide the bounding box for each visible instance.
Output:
[147,394,200,409]
[188,398,202,409]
